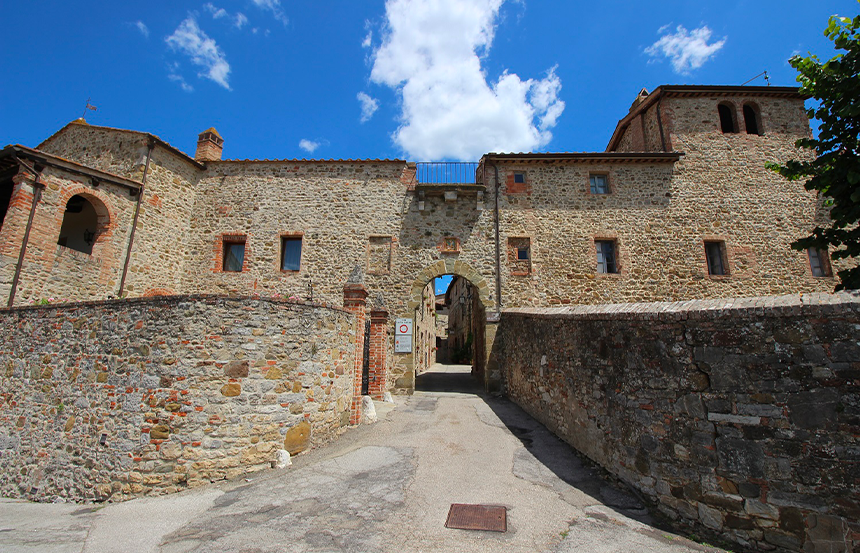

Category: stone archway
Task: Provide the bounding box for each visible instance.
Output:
[395,259,497,394]
[405,259,494,312]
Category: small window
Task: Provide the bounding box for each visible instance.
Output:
[590,174,609,194]
[281,236,302,271]
[222,236,246,272]
[718,103,737,134]
[743,104,761,135]
[595,240,617,274]
[508,237,531,274]
[513,172,526,184]
[705,241,726,276]
[808,248,832,277]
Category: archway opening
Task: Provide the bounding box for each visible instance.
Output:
[58,194,101,255]
[414,274,486,394]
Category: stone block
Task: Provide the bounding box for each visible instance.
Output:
[283,421,311,456]
[224,360,249,378]
[221,383,241,397]
[698,502,724,530]
[150,425,170,440]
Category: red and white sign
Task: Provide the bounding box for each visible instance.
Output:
[395,318,413,336]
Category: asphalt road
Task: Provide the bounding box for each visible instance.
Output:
[0,364,726,553]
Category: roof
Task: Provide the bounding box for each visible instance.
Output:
[0,144,142,190]
[38,120,206,169]
[481,152,683,163]
[606,84,806,152]
[214,158,407,164]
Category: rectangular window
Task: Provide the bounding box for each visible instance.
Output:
[508,237,531,275]
[595,240,617,274]
[705,241,726,275]
[223,237,246,272]
[808,248,831,277]
[590,174,609,194]
[281,237,302,271]
[513,172,526,184]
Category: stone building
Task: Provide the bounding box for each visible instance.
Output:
[0,85,846,395]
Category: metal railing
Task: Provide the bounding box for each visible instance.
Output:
[415,162,480,184]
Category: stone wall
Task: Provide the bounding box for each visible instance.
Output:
[501,292,860,553]
[0,295,356,502]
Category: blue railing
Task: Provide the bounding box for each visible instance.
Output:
[416,162,480,184]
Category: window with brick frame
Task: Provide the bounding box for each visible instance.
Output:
[281,236,302,272]
[508,237,531,275]
[513,172,526,184]
[705,241,728,276]
[808,248,832,278]
[595,240,618,274]
[222,235,246,272]
[589,173,609,194]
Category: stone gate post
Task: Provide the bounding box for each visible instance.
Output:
[368,300,389,400]
[343,274,368,425]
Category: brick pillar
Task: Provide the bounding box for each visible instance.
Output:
[368,307,389,400]
[343,282,368,425]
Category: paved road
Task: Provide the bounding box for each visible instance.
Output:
[0,364,725,553]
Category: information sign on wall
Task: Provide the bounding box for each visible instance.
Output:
[395,318,413,353]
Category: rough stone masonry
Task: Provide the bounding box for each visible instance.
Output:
[501,292,860,553]
[0,295,356,502]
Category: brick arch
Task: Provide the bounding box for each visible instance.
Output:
[405,259,493,312]
[54,185,115,244]
[142,288,175,297]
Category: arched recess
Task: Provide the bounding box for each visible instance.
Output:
[57,192,111,255]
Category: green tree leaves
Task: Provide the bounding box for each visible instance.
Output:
[769,10,860,290]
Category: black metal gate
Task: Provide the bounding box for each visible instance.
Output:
[361,318,370,395]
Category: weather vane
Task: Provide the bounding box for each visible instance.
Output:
[81,98,98,120]
[741,71,770,86]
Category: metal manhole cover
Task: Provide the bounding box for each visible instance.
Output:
[445,503,507,532]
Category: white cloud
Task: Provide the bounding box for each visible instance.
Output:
[357,92,380,123]
[235,13,249,29]
[135,21,149,38]
[369,0,565,160]
[166,17,231,90]
[645,25,727,74]
[252,0,288,26]
[204,3,228,19]
[299,139,321,154]
[362,30,373,49]
[168,73,194,93]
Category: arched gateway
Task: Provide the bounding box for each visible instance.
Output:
[394,259,499,395]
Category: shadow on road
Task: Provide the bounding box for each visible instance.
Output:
[415,363,660,526]
[415,363,483,394]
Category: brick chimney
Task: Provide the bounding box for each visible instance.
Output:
[195,127,224,161]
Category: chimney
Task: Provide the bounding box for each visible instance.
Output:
[195,127,224,161]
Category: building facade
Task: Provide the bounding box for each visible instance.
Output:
[0,85,846,394]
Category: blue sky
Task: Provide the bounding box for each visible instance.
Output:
[1,0,856,165]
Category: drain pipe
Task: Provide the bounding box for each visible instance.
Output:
[7,158,44,308]
[118,138,154,297]
[490,161,502,314]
